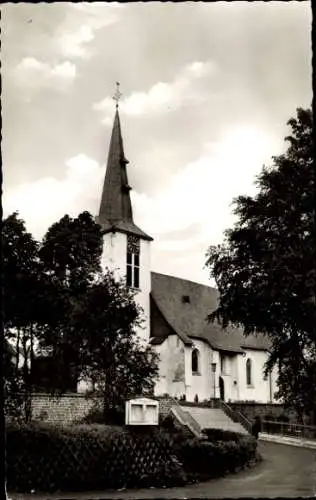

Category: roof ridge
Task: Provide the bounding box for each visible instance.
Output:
[151,270,217,291]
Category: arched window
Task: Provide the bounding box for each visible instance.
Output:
[192,348,200,374]
[246,358,252,386]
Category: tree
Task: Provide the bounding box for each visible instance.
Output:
[2,212,42,421]
[36,211,104,392]
[39,211,103,287]
[69,272,159,418]
[205,108,315,421]
[3,210,159,421]
[38,212,159,413]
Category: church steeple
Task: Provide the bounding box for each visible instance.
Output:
[97,85,152,241]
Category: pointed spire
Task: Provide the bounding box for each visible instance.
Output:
[97,87,152,241]
[98,108,133,223]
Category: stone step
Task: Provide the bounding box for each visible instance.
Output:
[181,406,247,435]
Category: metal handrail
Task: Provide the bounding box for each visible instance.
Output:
[261,419,316,440]
[218,399,252,432]
[234,409,252,432]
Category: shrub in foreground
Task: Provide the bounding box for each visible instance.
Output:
[6,422,186,493]
[6,422,259,493]
[173,430,258,481]
[202,427,241,442]
[79,404,125,425]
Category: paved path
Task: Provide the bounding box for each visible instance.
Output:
[9,442,316,499]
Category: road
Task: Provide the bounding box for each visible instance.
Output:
[9,441,316,499]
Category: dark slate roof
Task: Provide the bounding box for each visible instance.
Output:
[96,219,153,241]
[97,109,152,241]
[150,272,271,353]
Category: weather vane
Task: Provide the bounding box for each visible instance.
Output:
[113,82,122,108]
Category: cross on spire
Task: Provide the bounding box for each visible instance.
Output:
[113,82,122,108]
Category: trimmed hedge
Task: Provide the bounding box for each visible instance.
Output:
[6,422,186,493]
[202,428,242,442]
[6,421,259,493]
[79,405,125,425]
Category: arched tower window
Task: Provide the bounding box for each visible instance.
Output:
[246,358,252,386]
[192,348,200,374]
[126,235,140,288]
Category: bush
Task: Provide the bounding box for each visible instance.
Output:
[6,422,259,493]
[160,413,175,430]
[202,428,240,442]
[79,405,125,426]
[6,422,186,493]
[173,429,258,481]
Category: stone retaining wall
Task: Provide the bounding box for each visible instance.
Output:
[229,402,297,422]
[31,393,97,424]
[25,393,174,425]
[28,394,300,427]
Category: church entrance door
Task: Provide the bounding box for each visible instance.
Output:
[219,376,225,401]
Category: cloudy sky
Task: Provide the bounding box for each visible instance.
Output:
[2,2,312,286]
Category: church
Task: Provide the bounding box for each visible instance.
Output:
[89,98,278,404]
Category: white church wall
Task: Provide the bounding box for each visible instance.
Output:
[211,349,220,400]
[237,349,276,403]
[219,354,240,402]
[270,363,279,402]
[154,335,186,398]
[135,239,151,343]
[101,232,151,343]
[185,339,213,402]
[101,232,126,280]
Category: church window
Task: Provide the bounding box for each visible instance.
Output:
[246,358,252,386]
[126,236,140,288]
[220,355,225,373]
[192,348,200,374]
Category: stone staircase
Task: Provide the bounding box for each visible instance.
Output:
[180,406,248,435]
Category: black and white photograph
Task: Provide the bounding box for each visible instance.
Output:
[2,2,314,498]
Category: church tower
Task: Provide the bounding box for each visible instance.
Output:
[96,85,153,343]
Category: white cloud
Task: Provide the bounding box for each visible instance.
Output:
[51,61,77,79]
[129,124,282,284]
[3,154,103,240]
[57,25,94,58]
[187,61,213,77]
[94,60,215,120]
[3,126,284,286]
[132,125,280,241]
[15,57,76,88]
[57,3,124,59]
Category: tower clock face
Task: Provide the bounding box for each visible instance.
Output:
[127,235,140,254]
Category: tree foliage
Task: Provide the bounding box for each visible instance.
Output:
[39,211,103,287]
[205,108,315,419]
[3,210,159,420]
[2,212,41,421]
[69,273,159,415]
[36,212,104,392]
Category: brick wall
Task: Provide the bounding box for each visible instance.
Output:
[31,393,98,424]
[155,397,174,418]
[26,394,174,425]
